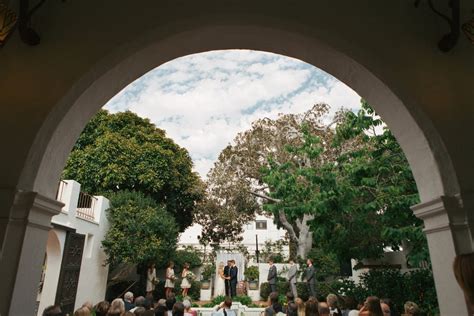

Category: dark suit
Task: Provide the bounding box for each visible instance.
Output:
[230,265,238,297]
[305,265,316,297]
[224,265,231,296]
[267,265,277,293]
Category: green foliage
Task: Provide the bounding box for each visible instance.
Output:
[101,190,178,267]
[63,110,203,231]
[260,239,289,263]
[172,247,203,270]
[244,266,259,281]
[201,263,215,280]
[202,295,254,307]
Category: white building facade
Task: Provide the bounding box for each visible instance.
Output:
[179,214,289,262]
[36,180,110,316]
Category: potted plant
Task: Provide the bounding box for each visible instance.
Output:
[244,265,259,290]
[200,263,214,290]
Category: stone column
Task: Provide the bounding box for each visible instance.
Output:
[0,189,63,316]
[412,195,473,316]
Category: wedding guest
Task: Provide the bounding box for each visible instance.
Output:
[154,305,167,316]
[95,301,110,316]
[74,306,91,316]
[304,297,319,316]
[342,297,359,316]
[183,299,197,316]
[380,302,390,316]
[402,301,419,315]
[133,307,146,315]
[268,258,278,293]
[124,312,134,316]
[224,261,231,296]
[172,302,185,316]
[305,259,316,298]
[327,294,342,315]
[295,298,306,316]
[359,296,383,316]
[147,263,157,296]
[82,302,94,312]
[166,295,177,316]
[165,261,176,299]
[287,259,298,298]
[181,263,192,297]
[453,252,474,313]
[287,302,299,316]
[130,296,146,313]
[265,292,281,316]
[107,298,125,316]
[211,297,237,316]
[124,291,135,311]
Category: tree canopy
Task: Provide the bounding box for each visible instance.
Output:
[63,110,204,231]
[102,190,179,268]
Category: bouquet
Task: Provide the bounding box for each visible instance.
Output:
[186,271,196,282]
[152,277,159,285]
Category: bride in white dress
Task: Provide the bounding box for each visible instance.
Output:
[214,261,226,297]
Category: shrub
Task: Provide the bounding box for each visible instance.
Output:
[152,280,201,301]
[244,266,259,281]
[201,263,215,280]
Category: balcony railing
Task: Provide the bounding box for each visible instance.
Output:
[76,191,98,222]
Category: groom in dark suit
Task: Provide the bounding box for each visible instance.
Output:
[224,260,231,296]
[229,259,238,297]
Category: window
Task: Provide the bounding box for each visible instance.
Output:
[255,220,267,230]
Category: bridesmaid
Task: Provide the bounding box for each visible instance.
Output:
[165,261,175,299]
[180,262,191,297]
[146,263,157,296]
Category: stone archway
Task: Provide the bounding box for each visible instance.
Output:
[1,5,472,314]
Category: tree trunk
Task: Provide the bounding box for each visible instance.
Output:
[279,211,314,259]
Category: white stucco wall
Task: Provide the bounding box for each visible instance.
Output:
[178,214,289,257]
[36,180,110,315]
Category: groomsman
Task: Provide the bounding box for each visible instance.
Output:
[267,258,277,293]
[304,258,316,297]
[287,259,297,298]
[224,260,231,296]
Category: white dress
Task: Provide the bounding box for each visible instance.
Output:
[181,269,191,289]
[165,267,175,288]
[214,267,226,296]
[146,268,156,292]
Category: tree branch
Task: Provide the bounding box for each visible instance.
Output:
[249,191,282,203]
[278,210,298,241]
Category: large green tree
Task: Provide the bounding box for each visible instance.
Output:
[63,110,204,231]
[262,100,425,264]
[102,190,179,268]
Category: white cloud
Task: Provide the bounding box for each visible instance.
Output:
[105,50,361,178]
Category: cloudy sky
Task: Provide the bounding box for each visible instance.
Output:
[104,50,361,178]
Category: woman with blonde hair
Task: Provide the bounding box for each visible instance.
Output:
[214,261,226,296]
[181,262,192,297]
[295,297,305,316]
[107,298,125,316]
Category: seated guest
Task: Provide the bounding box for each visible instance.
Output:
[380,302,390,316]
[134,307,147,315]
[108,298,126,316]
[295,298,305,316]
[74,307,91,316]
[318,302,329,316]
[327,294,341,315]
[183,299,197,316]
[94,301,110,316]
[287,302,298,316]
[211,297,237,316]
[342,296,359,316]
[124,291,135,311]
[124,312,134,316]
[284,292,295,313]
[304,297,319,316]
[172,302,185,316]
[453,253,474,314]
[165,295,177,316]
[43,305,62,316]
[265,292,280,316]
[359,296,383,316]
[154,305,167,316]
[402,302,419,316]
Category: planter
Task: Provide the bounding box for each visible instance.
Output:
[248,280,259,290]
[201,280,211,290]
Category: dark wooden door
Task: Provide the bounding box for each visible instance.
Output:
[55,231,85,315]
